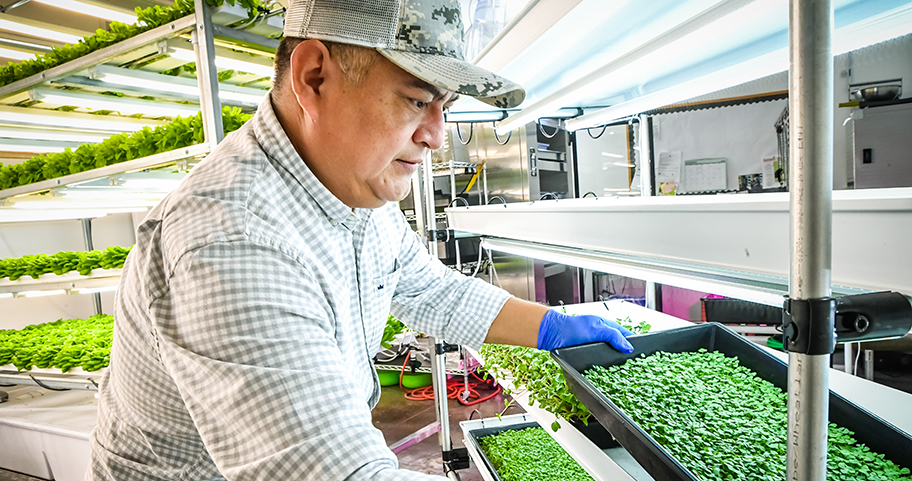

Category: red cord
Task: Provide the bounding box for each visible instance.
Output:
[398,352,501,405]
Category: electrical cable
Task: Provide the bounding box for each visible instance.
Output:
[29,374,70,391]
[486,248,502,288]
[402,370,502,406]
[470,244,485,278]
[853,343,862,376]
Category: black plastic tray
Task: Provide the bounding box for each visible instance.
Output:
[464,420,542,481]
[552,322,912,481]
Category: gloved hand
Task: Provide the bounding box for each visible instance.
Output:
[537,309,635,353]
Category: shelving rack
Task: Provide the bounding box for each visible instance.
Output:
[0,0,281,398]
[438,0,912,479]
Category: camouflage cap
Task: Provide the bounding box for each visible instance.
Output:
[283,0,525,109]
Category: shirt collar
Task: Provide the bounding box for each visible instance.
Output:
[253,93,362,230]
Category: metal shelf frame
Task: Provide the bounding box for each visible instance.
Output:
[0,143,209,202]
[0,268,122,296]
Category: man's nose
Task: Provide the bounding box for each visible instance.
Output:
[413,106,446,150]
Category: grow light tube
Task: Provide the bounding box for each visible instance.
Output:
[0,106,164,132]
[0,15,83,44]
[494,0,768,135]
[0,293,12,299]
[32,0,137,24]
[0,46,34,61]
[481,237,787,307]
[19,289,67,298]
[0,139,80,153]
[75,285,118,295]
[90,65,267,106]
[0,126,113,144]
[565,2,912,131]
[169,47,274,79]
[30,88,199,118]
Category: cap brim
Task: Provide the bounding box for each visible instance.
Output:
[377,50,525,109]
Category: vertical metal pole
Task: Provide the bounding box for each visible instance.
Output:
[422,153,453,457]
[843,342,854,374]
[864,350,874,380]
[637,114,653,197]
[81,219,102,316]
[193,0,224,146]
[788,0,834,479]
[411,173,427,248]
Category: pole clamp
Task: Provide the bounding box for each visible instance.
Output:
[782,297,836,355]
[435,342,460,355]
[783,291,912,354]
[442,447,470,470]
[427,229,452,243]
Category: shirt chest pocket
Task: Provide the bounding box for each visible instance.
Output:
[361,260,401,356]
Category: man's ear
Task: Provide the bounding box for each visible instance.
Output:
[288,39,333,121]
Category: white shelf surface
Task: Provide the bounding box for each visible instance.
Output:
[0,269,121,296]
[448,189,912,303]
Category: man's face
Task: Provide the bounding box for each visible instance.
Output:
[305,54,458,209]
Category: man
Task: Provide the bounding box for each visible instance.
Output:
[88,1,634,479]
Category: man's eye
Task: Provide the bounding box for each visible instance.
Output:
[413,99,428,109]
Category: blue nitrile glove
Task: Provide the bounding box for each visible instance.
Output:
[537,310,635,353]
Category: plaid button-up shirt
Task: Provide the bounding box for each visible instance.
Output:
[87,95,511,480]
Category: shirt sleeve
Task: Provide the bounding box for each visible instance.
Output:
[389,216,512,349]
[160,241,445,481]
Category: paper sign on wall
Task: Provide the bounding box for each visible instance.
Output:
[683,158,727,193]
[762,156,785,189]
[656,151,682,195]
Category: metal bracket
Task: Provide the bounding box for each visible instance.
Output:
[782,297,836,355]
[435,342,460,355]
[783,291,912,354]
[529,148,538,177]
[442,447,470,471]
[427,229,452,243]
[833,291,912,343]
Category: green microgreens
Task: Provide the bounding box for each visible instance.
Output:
[584,349,912,481]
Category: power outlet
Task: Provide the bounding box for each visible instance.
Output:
[863,148,873,164]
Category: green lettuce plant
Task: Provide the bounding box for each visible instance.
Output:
[0,314,113,372]
[0,245,132,281]
[0,107,251,191]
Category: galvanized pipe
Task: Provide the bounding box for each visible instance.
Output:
[81,218,102,316]
[787,0,834,479]
[637,114,653,197]
[421,154,452,454]
[193,0,224,146]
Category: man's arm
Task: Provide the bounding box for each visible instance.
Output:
[163,241,443,480]
[483,297,548,347]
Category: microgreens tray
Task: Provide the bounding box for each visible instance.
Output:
[552,322,912,481]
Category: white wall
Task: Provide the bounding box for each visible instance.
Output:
[651,33,912,191]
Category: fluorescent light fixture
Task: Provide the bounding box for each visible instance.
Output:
[33,0,137,24]
[20,289,67,298]
[75,285,118,294]
[90,65,267,106]
[0,16,82,44]
[0,38,51,51]
[12,198,158,209]
[613,162,635,168]
[601,152,623,158]
[0,126,112,144]
[0,209,108,223]
[493,0,766,135]
[0,46,34,61]
[445,110,508,123]
[0,139,80,153]
[119,178,185,190]
[0,105,163,132]
[565,50,787,131]
[169,47,274,79]
[30,88,199,118]
[480,237,786,307]
[0,293,13,299]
